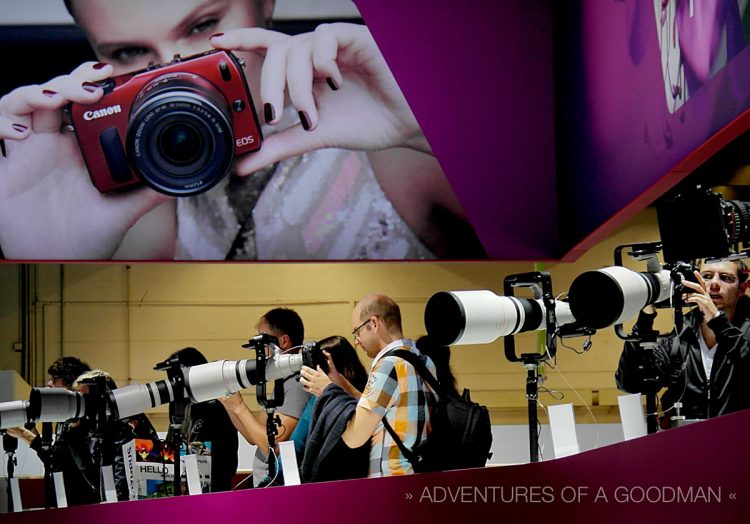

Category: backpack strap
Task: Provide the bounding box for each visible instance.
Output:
[383,349,445,396]
[382,418,419,465]
[379,349,441,468]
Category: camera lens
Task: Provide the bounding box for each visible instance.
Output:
[158,123,203,166]
[127,73,234,196]
[568,266,672,329]
[424,290,575,345]
[724,199,750,244]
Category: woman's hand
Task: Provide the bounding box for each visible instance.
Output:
[5,426,37,445]
[210,23,432,176]
[299,365,332,397]
[0,62,169,260]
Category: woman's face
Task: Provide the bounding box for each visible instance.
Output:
[72,0,273,100]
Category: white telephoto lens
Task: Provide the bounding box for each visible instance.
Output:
[424,290,572,345]
[109,380,174,420]
[264,353,304,381]
[0,400,31,430]
[552,300,576,328]
[35,389,86,422]
[185,360,249,403]
[569,267,673,329]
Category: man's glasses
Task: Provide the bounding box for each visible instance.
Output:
[352,318,372,340]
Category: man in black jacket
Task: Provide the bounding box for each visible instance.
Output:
[6,356,92,506]
[616,259,750,427]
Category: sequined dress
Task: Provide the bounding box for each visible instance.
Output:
[174,111,434,261]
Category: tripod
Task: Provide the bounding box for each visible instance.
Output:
[245,334,285,485]
[154,356,188,497]
[79,376,109,502]
[258,382,284,484]
[503,271,559,463]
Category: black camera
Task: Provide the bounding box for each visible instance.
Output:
[300,341,327,372]
[657,187,750,263]
[669,261,700,293]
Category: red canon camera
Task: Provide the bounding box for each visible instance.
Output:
[67,50,262,196]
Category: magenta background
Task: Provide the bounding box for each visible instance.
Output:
[355,0,558,260]
[5,407,749,523]
[356,0,750,260]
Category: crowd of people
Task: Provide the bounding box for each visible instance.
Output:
[5,261,750,506]
[6,293,456,505]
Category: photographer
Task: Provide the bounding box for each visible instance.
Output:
[218,308,310,487]
[167,347,238,493]
[70,370,143,503]
[616,259,750,426]
[0,0,483,261]
[6,356,91,506]
[338,293,437,477]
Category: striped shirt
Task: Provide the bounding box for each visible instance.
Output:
[358,339,437,477]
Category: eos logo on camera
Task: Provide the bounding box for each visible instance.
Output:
[83,104,123,121]
[236,135,256,147]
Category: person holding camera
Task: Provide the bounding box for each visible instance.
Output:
[218,307,310,487]
[167,347,239,493]
[0,0,484,261]
[69,370,146,503]
[329,293,437,477]
[616,259,750,427]
[6,356,91,447]
[6,357,92,506]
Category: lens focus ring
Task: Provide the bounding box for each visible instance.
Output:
[126,75,234,196]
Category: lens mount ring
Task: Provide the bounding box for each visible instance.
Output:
[127,89,234,196]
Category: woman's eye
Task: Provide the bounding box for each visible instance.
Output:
[190,18,219,35]
[110,47,149,64]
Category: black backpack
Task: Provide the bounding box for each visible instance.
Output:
[381,349,493,473]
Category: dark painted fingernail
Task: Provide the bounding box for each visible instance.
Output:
[82,82,100,93]
[209,33,225,39]
[42,89,58,97]
[0,138,6,158]
[326,77,339,91]
[263,103,275,124]
[298,110,311,131]
[93,62,110,70]
[12,123,28,133]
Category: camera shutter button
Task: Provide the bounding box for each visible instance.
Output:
[100,78,116,94]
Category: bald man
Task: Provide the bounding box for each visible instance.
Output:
[342,293,437,477]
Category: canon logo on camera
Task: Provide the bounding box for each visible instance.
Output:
[83,104,123,121]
